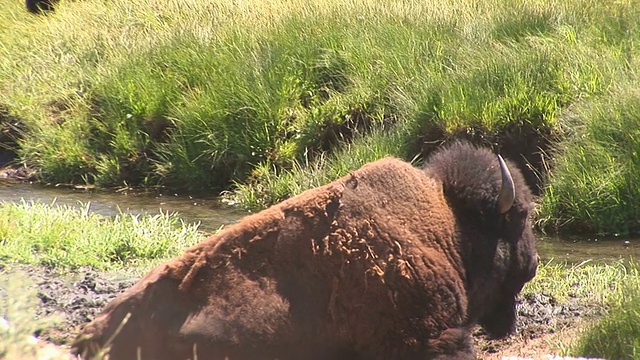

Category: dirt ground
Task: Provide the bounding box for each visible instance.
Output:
[473,293,602,359]
[0,264,603,359]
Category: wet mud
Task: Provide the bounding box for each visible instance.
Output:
[475,293,603,358]
[0,265,136,345]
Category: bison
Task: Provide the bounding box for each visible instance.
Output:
[72,141,537,360]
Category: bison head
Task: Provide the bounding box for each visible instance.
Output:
[425,141,538,338]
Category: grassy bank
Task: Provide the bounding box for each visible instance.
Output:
[1,0,640,232]
[538,88,640,235]
[0,200,204,271]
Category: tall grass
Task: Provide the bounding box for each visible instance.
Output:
[228,124,412,211]
[1,0,406,190]
[2,0,640,231]
[538,88,640,235]
[0,0,615,185]
[0,200,204,270]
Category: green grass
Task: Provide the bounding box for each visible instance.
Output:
[2,0,640,232]
[523,259,640,359]
[1,0,409,191]
[0,200,205,359]
[0,200,204,270]
[0,0,614,184]
[523,259,636,305]
[227,124,413,211]
[537,88,640,235]
[570,262,640,359]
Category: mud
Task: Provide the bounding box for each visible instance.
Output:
[0,263,602,359]
[475,293,603,358]
[0,264,136,345]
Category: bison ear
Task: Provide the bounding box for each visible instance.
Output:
[496,155,515,214]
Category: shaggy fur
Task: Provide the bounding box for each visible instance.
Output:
[72,141,537,360]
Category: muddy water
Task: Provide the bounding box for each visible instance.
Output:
[1,182,638,263]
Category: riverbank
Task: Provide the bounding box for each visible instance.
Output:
[2,0,640,234]
[2,1,640,358]
[1,200,639,359]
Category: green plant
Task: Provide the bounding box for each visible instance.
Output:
[2,0,640,233]
[0,200,204,271]
[571,262,640,359]
[538,89,640,235]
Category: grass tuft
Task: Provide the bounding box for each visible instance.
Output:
[523,259,635,304]
[0,200,204,270]
[570,262,640,359]
[538,88,640,235]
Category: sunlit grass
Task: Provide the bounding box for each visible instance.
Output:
[2,0,640,232]
[0,199,205,358]
[523,259,636,304]
[228,124,412,211]
[568,261,640,359]
[537,88,640,235]
[0,0,621,188]
[0,200,204,271]
[523,259,640,359]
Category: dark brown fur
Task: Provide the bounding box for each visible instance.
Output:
[72,141,537,360]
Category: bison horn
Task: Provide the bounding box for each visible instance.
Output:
[497,155,515,214]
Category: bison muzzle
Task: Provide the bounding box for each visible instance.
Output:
[72,141,537,360]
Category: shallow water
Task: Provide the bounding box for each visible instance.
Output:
[1,181,638,263]
[0,181,243,233]
[537,233,640,263]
